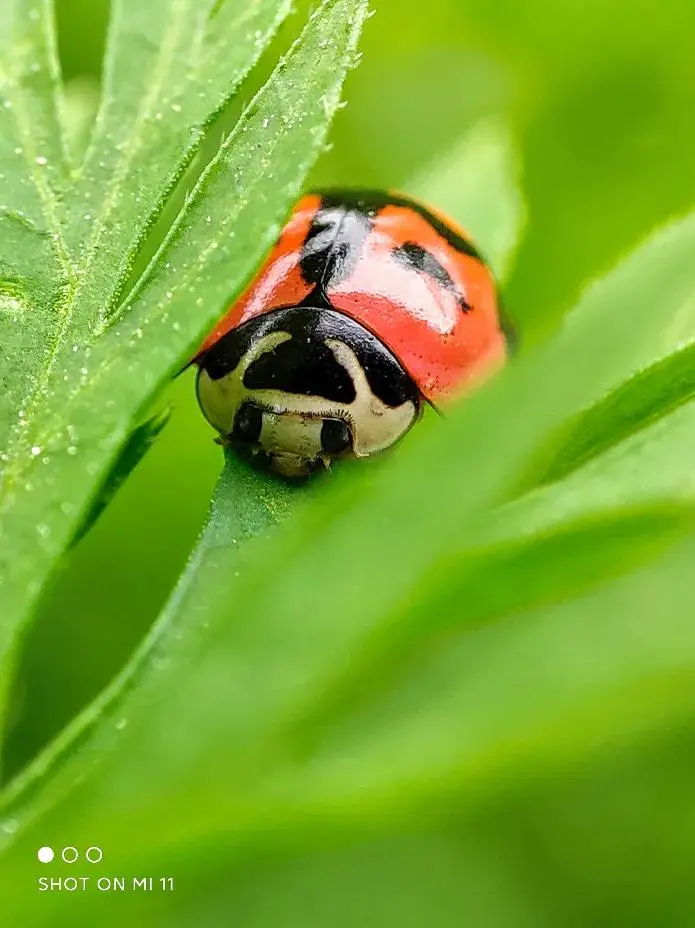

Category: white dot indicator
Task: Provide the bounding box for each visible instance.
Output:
[37,846,54,863]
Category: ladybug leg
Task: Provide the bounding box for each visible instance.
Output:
[317,454,333,473]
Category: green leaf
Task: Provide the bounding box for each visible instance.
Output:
[61,77,100,163]
[406,118,526,281]
[513,214,695,492]
[4,435,694,866]
[0,0,368,738]
[277,534,695,820]
[533,339,695,486]
[3,490,695,923]
[64,0,294,315]
[69,408,171,546]
[0,0,71,447]
[486,392,695,548]
[0,451,305,841]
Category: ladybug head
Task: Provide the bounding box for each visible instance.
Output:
[196,306,421,479]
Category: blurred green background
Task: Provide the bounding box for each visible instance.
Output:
[7,0,695,813]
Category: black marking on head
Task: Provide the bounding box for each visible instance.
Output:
[199,305,420,410]
[392,241,472,313]
[243,333,357,403]
[232,403,263,443]
[311,188,487,264]
[321,418,352,454]
[199,326,250,380]
[300,197,372,292]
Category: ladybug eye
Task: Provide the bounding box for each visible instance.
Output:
[321,418,351,455]
[233,403,263,443]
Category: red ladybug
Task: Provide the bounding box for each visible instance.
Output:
[196,189,513,478]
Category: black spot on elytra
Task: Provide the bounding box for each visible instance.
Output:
[300,198,372,292]
[311,188,487,264]
[392,242,472,312]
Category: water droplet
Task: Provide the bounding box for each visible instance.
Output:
[1,819,18,835]
[115,718,127,730]
[13,147,22,155]
[83,213,92,221]
[170,103,181,113]
[30,445,41,457]
[35,155,47,166]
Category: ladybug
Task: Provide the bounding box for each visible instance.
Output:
[195,189,513,478]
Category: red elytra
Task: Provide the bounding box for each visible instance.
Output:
[198,190,510,403]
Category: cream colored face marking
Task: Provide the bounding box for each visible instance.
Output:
[196,331,291,434]
[323,339,418,456]
[197,329,419,470]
